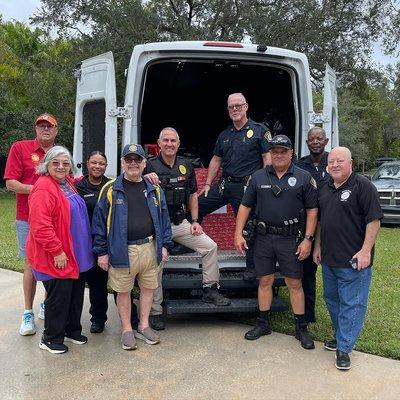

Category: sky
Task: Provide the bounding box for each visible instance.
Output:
[0,0,398,66]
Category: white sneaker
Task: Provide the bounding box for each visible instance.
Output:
[19,312,36,336]
[38,303,45,320]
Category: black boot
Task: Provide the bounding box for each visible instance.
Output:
[245,311,272,340]
[202,284,231,306]
[149,314,166,331]
[335,350,351,370]
[294,314,315,350]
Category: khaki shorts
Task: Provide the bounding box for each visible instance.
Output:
[108,241,158,292]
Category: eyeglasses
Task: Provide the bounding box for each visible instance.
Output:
[36,124,56,130]
[50,160,71,168]
[227,103,247,111]
[124,156,144,164]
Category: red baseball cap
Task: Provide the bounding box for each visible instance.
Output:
[35,113,58,127]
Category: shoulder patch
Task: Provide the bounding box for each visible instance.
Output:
[310,177,317,189]
[264,130,273,142]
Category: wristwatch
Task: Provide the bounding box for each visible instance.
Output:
[304,234,314,242]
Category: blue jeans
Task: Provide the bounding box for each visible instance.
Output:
[322,264,372,353]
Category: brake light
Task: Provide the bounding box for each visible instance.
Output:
[203,41,243,48]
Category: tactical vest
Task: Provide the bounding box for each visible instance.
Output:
[148,156,191,212]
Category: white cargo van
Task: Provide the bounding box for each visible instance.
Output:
[73,41,338,315]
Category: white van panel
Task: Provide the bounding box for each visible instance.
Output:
[121,41,314,158]
[323,64,339,150]
[73,52,118,177]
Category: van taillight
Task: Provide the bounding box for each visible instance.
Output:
[203,41,243,48]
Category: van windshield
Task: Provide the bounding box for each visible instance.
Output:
[139,58,297,166]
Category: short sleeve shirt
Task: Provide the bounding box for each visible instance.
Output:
[318,172,383,267]
[4,139,46,221]
[297,152,330,186]
[241,163,318,225]
[213,118,271,177]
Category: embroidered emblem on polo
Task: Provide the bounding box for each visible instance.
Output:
[246,130,254,138]
[341,190,351,201]
[288,177,297,187]
[179,165,187,174]
[31,153,40,163]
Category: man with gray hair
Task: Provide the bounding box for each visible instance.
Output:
[4,113,58,336]
[198,93,272,281]
[146,127,231,329]
[313,146,382,370]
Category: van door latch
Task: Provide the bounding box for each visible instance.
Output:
[310,112,329,124]
[108,107,131,119]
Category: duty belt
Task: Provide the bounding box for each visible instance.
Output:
[224,175,249,183]
[128,236,154,246]
[256,220,299,237]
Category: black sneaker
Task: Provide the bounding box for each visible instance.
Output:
[149,314,166,331]
[39,340,68,354]
[64,333,88,345]
[245,323,272,340]
[295,329,315,350]
[90,322,104,334]
[335,350,351,370]
[202,285,231,306]
[324,339,337,351]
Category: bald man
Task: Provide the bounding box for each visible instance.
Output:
[313,146,382,370]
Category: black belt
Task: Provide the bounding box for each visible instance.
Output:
[224,175,249,183]
[128,236,154,246]
[257,222,298,237]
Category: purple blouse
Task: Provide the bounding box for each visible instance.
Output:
[32,181,94,281]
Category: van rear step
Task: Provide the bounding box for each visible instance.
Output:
[163,271,285,290]
[165,296,288,315]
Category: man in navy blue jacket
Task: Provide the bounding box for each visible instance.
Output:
[92,144,172,350]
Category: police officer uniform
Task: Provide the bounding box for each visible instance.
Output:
[146,154,230,315]
[198,118,271,278]
[241,134,318,348]
[199,118,271,216]
[242,164,318,279]
[297,151,329,323]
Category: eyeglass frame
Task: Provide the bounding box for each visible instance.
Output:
[227,103,247,111]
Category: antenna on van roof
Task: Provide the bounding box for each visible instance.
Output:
[257,44,268,52]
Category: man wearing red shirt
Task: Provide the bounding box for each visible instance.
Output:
[4,113,58,335]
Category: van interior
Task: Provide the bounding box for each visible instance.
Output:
[139,58,297,166]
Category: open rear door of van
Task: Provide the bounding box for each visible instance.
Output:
[322,64,339,151]
[73,52,118,177]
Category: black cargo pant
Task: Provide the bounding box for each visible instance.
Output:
[42,274,86,344]
[198,180,255,271]
[302,255,317,323]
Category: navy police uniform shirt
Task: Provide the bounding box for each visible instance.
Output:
[297,152,329,186]
[213,118,271,178]
[241,163,318,226]
[318,172,383,268]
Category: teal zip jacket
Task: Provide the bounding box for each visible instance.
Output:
[92,174,172,266]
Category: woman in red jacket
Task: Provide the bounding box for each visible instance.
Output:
[26,146,94,354]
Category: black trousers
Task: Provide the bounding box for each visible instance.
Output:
[86,265,108,325]
[302,255,318,323]
[42,274,86,344]
[198,180,254,270]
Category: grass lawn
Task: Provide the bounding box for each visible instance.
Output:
[1,192,399,359]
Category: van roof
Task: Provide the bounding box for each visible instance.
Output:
[135,40,308,63]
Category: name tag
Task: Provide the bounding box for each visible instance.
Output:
[83,194,94,198]
[260,185,271,189]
